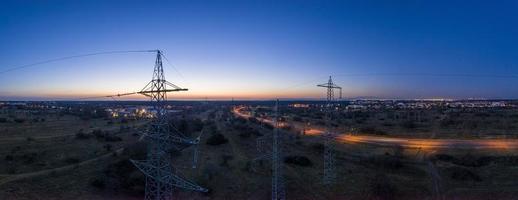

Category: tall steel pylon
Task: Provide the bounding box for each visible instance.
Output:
[317,76,342,185]
[271,100,285,200]
[253,99,285,200]
[130,50,208,200]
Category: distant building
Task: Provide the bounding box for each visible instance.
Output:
[289,103,310,108]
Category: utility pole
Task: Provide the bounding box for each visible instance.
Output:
[272,99,285,200]
[317,76,342,185]
[253,100,285,200]
[130,50,207,200]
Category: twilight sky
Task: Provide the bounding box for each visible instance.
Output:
[1,0,518,100]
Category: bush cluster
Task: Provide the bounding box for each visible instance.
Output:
[206,134,228,145]
[284,156,312,167]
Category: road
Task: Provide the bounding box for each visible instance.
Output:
[232,106,518,150]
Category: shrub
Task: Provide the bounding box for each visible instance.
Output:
[311,143,325,153]
[64,157,80,164]
[191,119,204,132]
[122,142,147,160]
[400,120,417,129]
[104,144,113,151]
[284,156,312,167]
[105,135,123,142]
[440,119,457,128]
[104,160,145,194]
[359,127,386,135]
[234,124,262,138]
[22,152,37,164]
[238,131,251,138]
[7,166,16,174]
[455,154,490,167]
[92,129,105,138]
[202,163,219,181]
[292,116,302,122]
[5,155,13,161]
[446,166,481,181]
[369,173,397,200]
[119,126,130,133]
[435,154,491,167]
[250,129,263,136]
[263,123,274,130]
[220,155,234,167]
[382,122,394,127]
[367,154,403,170]
[90,178,106,189]
[435,154,455,162]
[75,129,90,139]
[14,118,25,123]
[206,134,228,145]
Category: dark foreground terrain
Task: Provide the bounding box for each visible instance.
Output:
[2,101,518,199]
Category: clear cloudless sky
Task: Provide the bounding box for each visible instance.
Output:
[1,0,518,100]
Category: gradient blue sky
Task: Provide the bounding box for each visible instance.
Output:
[1,0,518,100]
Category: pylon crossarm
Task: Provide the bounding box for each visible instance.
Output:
[141,93,153,98]
[140,81,153,93]
[131,159,156,178]
[102,92,138,98]
[138,89,188,95]
[165,81,186,90]
[317,84,341,89]
[166,135,197,145]
[164,174,209,192]
[137,130,148,141]
[166,123,189,139]
[131,160,208,192]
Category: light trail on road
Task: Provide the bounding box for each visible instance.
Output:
[232,106,518,150]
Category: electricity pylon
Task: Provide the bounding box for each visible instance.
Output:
[130,50,208,200]
[253,100,285,200]
[271,100,285,200]
[317,76,342,185]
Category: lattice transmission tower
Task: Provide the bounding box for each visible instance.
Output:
[317,76,342,185]
[130,50,208,200]
[253,99,285,200]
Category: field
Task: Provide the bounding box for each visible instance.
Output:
[1,103,518,199]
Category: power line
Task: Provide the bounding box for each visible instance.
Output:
[159,51,190,86]
[0,50,156,75]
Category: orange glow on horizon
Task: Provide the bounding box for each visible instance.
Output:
[7,90,322,100]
